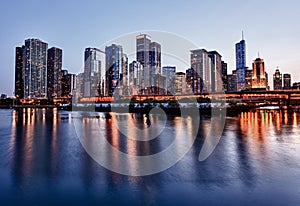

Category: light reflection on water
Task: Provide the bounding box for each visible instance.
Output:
[0,108,299,205]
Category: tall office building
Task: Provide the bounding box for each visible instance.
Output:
[162,66,176,94]
[83,48,106,97]
[208,51,222,92]
[245,69,253,90]
[185,68,196,93]
[47,47,62,99]
[105,44,123,96]
[76,73,84,100]
[61,70,76,98]
[149,42,161,87]
[227,70,237,92]
[252,57,267,90]
[273,68,282,90]
[221,61,228,92]
[129,61,143,95]
[175,72,187,95]
[23,39,48,99]
[15,46,25,99]
[136,34,161,93]
[283,73,291,90]
[190,49,223,93]
[235,33,247,91]
[190,49,210,93]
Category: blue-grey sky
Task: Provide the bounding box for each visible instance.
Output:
[1,0,300,95]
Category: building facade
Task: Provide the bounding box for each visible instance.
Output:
[83,48,106,97]
[175,72,187,95]
[23,39,48,99]
[15,46,24,99]
[221,61,228,92]
[162,66,176,95]
[283,73,291,90]
[273,69,282,90]
[235,37,247,91]
[105,44,124,96]
[47,47,62,99]
[252,58,267,90]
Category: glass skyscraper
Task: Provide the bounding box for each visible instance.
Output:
[235,35,247,91]
[83,48,106,97]
[105,44,124,97]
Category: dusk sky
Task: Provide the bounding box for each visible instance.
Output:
[1,0,300,95]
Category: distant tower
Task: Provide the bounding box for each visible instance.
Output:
[273,68,283,90]
[283,73,291,90]
[252,57,267,90]
[235,32,247,91]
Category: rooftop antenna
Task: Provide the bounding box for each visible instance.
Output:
[258,51,260,58]
[242,30,244,40]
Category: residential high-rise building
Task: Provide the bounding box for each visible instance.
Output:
[15,46,24,99]
[221,61,228,92]
[47,47,62,99]
[235,34,247,91]
[83,48,106,97]
[105,44,123,96]
[252,57,267,90]
[273,68,282,90]
[283,73,291,90]
[23,39,48,99]
[162,66,176,94]
[175,72,187,95]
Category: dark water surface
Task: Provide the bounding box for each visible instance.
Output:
[0,108,299,205]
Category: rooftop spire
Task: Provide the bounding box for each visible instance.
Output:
[242,30,244,40]
[258,51,260,58]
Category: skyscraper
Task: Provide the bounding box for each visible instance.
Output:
[129,61,143,95]
[190,49,209,93]
[136,34,161,93]
[23,39,48,99]
[245,69,253,90]
[273,68,282,90]
[83,48,106,97]
[175,72,187,95]
[105,44,123,96]
[61,69,76,98]
[149,42,161,87]
[283,73,291,90]
[162,66,176,94]
[252,57,267,90]
[235,33,247,91]
[15,46,24,99]
[47,47,62,99]
[208,51,222,92]
[221,61,228,92]
[227,70,237,92]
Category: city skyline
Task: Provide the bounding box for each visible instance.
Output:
[1,0,300,95]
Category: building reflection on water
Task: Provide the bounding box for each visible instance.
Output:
[4,108,300,204]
